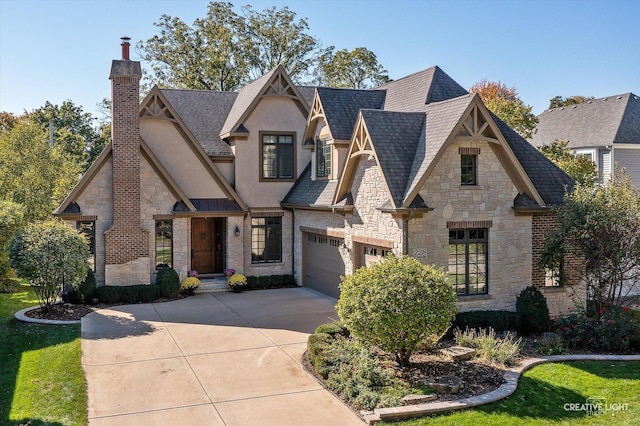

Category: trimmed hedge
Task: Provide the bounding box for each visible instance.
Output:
[67,270,97,304]
[451,310,520,334]
[244,274,296,290]
[95,284,161,304]
[156,267,180,298]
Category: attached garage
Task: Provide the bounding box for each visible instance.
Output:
[303,233,345,298]
[356,244,391,269]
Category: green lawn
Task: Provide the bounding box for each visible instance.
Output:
[0,284,87,426]
[387,361,640,425]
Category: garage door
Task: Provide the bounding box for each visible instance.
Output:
[357,244,391,269]
[304,233,345,298]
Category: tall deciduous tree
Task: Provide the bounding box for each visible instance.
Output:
[541,170,640,315]
[315,47,390,89]
[0,120,81,222]
[470,79,538,139]
[549,95,594,109]
[539,140,598,186]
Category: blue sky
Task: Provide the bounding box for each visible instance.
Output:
[1,0,638,121]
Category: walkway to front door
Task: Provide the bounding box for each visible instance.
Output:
[81,288,363,425]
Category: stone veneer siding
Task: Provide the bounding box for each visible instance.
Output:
[410,141,532,311]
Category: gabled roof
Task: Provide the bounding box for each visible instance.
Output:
[315,88,386,140]
[376,65,469,112]
[495,114,574,206]
[530,93,640,148]
[161,89,237,157]
[220,64,310,138]
[281,163,342,208]
[358,110,426,207]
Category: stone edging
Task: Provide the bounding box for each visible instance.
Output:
[14,306,81,325]
[364,354,640,424]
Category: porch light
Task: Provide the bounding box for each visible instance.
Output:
[234,225,240,237]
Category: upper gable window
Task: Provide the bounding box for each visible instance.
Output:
[316,138,332,178]
[261,133,295,180]
[459,147,480,186]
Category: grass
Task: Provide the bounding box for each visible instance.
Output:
[386,361,640,425]
[0,283,86,426]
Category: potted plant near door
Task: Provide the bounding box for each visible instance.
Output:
[228,273,247,293]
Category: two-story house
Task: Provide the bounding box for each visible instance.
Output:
[55,39,579,313]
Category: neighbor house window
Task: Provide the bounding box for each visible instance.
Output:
[251,217,282,263]
[448,228,488,295]
[77,221,96,271]
[316,137,331,178]
[261,133,294,179]
[461,154,477,185]
[155,220,173,268]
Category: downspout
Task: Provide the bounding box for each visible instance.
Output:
[291,208,296,279]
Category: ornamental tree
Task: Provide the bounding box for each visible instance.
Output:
[539,140,598,186]
[9,220,89,312]
[336,255,457,367]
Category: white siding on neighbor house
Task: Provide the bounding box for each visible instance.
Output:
[599,148,612,181]
[613,147,640,187]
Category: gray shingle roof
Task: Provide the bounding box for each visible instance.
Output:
[360,110,426,207]
[376,65,468,112]
[161,89,237,157]
[281,163,338,206]
[494,113,574,206]
[174,198,243,213]
[316,88,386,140]
[530,93,640,148]
[297,86,317,107]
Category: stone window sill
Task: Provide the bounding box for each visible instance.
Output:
[457,293,492,301]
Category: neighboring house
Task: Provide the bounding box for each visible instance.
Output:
[55,39,580,313]
[530,93,640,185]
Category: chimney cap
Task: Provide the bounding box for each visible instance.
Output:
[121,36,131,43]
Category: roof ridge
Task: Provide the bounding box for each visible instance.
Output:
[542,92,636,114]
[374,65,438,89]
[160,88,238,94]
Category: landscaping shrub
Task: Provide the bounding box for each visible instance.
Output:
[450,310,519,334]
[535,333,569,355]
[336,255,457,366]
[67,270,97,304]
[9,220,89,312]
[137,285,160,303]
[246,275,258,290]
[554,305,640,352]
[454,327,522,366]
[315,321,348,337]
[180,277,200,293]
[95,286,120,304]
[516,286,550,334]
[283,274,296,287]
[270,274,284,288]
[257,275,271,289]
[119,285,141,304]
[155,267,180,298]
[0,200,23,293]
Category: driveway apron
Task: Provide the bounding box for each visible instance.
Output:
[81,288,363,425]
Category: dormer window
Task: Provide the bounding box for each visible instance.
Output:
[316,137,332,178]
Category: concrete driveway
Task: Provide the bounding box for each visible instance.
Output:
[81,287,363,425]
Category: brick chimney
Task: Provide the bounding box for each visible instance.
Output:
[104,36,150,285]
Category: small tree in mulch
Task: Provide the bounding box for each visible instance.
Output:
[9,220,89,313]
[337,255,457,367]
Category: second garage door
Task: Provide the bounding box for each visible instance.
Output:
[304,233,345,299]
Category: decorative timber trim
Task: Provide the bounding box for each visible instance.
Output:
[300,226,345,239]
[352,235,394,249]
[78,215,98,221]
[251,210,285,217]
[459,147,481,155]
[447,220,493,229]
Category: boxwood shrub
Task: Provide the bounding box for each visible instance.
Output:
[156,267,180,298]
[95,284,161,304]
[451,310,520,334]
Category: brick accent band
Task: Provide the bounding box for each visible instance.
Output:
[459,147,481,155]
[352,235,394,249]
[300,226,345,239]
[447,220,493,229]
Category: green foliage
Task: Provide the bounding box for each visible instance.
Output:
[9,220,89,312]
[548,95,595,109]
[257,275,271,289]
[454,327,522,366]
[0,200,24,292]
[67,270,97,304]
[0,120,82,221]
[270,274,284,288]
[541,170,640,314]
[336,255,457,366]
[246,275,258,290]
[315,47,390,89]
[516,286,550,334]
[538,140,597,185]
[283,274,296,287]
[470,79,538,139]
[94,284,161,304]
[554,305,639,352]
[451,310,520,334]
[315,321,349,337]
[155,267,180,298]
[534,333,569,355]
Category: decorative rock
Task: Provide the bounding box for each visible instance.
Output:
[402,393,437,405]
[441,346,476,361]
[423,375,463,394]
